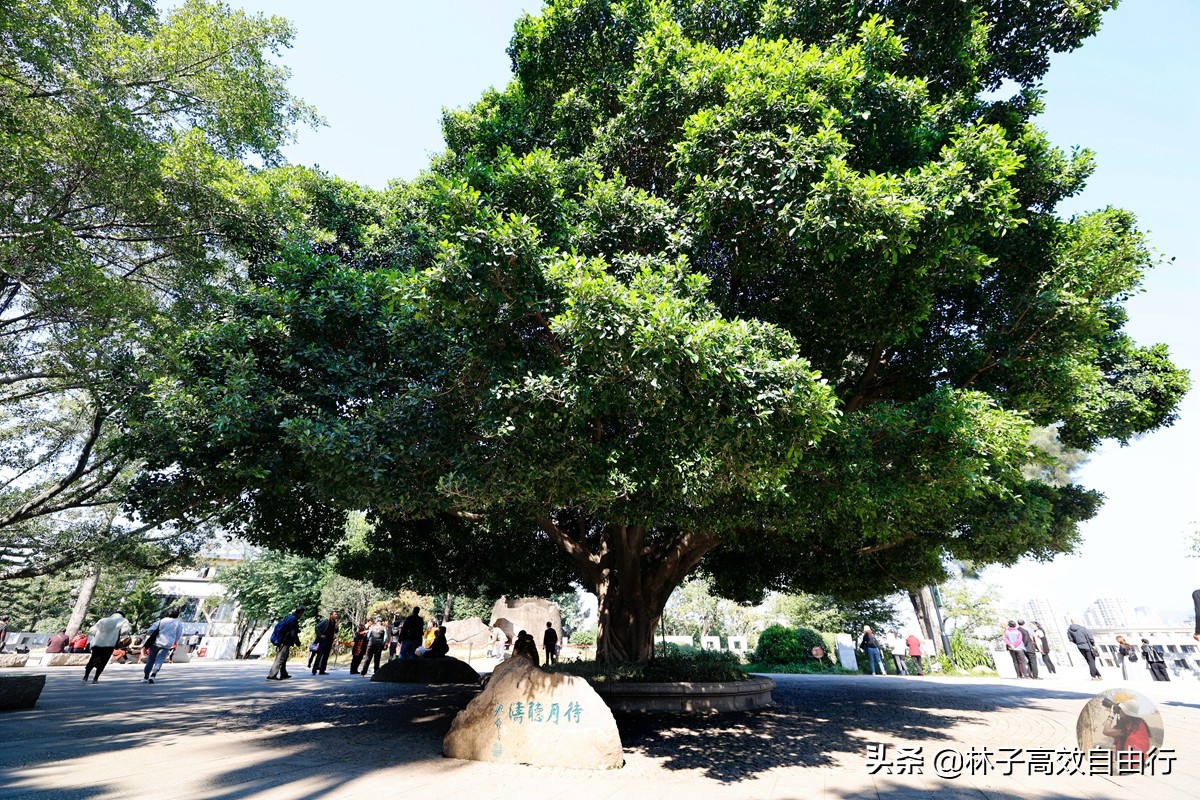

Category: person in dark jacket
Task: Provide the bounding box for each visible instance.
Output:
[267,606,304,681]
[349,623,368,674]
[1140,638,1169,681]
[311,611,339,675]
[860,626,885,675]
[543,622,559,666]
[398,607,424,659]
[1066,617,1102,680]
[1017,620,1039,679]
[421,626,450,658]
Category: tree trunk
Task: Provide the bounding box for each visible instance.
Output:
[65,562,100,639]
[443,592,453,624]
[538,516,719,664]
[908,586,942,655]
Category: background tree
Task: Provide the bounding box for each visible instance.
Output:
[123,0,1188,664]
[0,0,316,581]
[318,574,388,631]
[938,578,1003,640]
[771,592,901,639]
[218,550,325,658]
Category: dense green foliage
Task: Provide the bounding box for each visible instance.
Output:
[118,0,1188,663]
[554,647,746,682]
[0,0,315,580]
[753,623,830,666]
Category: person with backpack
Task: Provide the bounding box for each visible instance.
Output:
[142,608,184,684]
[398,607,424,659]
[266,606,304,681]
[310,611,339,675]
[1140,638,1169,681]
[360,617,388,676]
[1002,621,1027,678]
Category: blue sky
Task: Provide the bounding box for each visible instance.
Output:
[233,1,1198,622]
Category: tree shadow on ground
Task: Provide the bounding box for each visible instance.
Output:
[614,675,1102,783]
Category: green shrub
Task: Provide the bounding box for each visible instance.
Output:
[551,649,746,683]
[948,630,995,671]
[753,625,803,664]
[752,624,837,669]
[568,629,596,646]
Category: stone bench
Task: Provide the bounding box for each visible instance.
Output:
[0,674,46,711]
[42,653,91,667]
[0,654,30,668]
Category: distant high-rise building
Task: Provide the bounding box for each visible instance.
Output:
[1134,606,1164,626]
[1025,598,1070,657]
[1084,597,1136,629]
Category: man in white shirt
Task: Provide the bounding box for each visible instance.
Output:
[84,611,131,683]
[143,608,184,684]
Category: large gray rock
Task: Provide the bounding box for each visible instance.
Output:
[0,674,46,711]
[444,617,491,647]
[0,654,29,668]
[371,656,480,685]
[42,653,91,667]
[489,596,561,652]
[443,656,623,769]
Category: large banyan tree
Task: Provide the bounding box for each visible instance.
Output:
[122,0,1188,662]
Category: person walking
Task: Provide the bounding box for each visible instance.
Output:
[0,615,8,653]
[1002,621,1027,678]
[349,623,368,674]
[1017,620,1039,679]
[360,617,388,676]
[1066,617,1102,680]
[1031,621,1056,674]
[1140,638,1170,682]
[311,611,339,675]
[905,632,925,676]
[888,632,908,675]
[542,622,559,666]
[143,608,184,684]
[398,607,424,659]
[860,626,885,675]
[83,611,131,684]
[266,606,304,681]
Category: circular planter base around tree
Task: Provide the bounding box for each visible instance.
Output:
[589,676,775,713]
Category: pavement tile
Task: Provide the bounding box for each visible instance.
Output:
[0,661,1196,799]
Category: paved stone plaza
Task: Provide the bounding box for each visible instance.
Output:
[1,660,1196,799]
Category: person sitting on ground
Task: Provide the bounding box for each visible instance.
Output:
[513,630,539,662]
[422,626,449,658]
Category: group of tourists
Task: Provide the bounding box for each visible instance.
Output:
[67,607,186,684]
[1001,619,1056,679]
[859,627,925,675]
[270,605,453,680]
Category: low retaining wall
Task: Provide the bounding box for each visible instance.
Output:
[0,654,29,668]
[0,674,46,711]
[590,676,775,713]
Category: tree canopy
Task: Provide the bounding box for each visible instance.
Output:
[0,0,315,580]
[120,0,1188,662]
